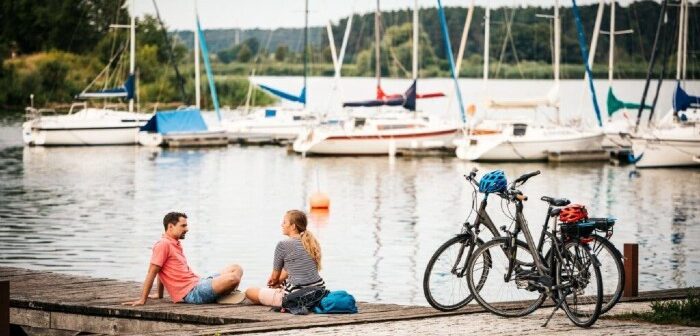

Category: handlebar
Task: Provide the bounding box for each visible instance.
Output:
[512,170,540,185]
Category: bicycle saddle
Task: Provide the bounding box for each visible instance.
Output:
[540,196,570,207]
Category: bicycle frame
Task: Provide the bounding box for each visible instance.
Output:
[452,195,501,278]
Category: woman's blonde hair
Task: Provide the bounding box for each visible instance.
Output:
[286,210,322,270]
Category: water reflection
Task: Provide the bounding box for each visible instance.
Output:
[0,144,698,305]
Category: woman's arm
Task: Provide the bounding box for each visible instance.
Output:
[267,270,281,288]
[267,269,288,288]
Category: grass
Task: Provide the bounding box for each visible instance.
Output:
[607,289,700,327]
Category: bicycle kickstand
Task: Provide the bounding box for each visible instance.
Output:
[542,294,565,327]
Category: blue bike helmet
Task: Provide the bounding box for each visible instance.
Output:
[479,170,508,194]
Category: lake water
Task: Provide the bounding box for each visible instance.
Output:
[0,78,698,305]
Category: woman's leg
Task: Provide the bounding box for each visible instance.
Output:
[245,287,261,304]
[249,288,284,307]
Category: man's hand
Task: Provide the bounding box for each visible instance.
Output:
[122,298,146,306]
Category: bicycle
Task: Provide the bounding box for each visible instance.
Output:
[465,171,604,328]
[423,168,534,311]
[558,216,624,314]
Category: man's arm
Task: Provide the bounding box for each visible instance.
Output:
[122,264,161,306]
[148,276,164,299]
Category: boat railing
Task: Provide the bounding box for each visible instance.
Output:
[68,102,88,115]
[103,103,127,111]
[24,107,57,122]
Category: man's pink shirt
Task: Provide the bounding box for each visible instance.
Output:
[150,235,200,302]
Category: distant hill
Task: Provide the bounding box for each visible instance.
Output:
[174,27,326,53]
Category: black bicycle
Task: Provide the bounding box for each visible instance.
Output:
[422,168,507,311]
[466,171,604,328]
[558,217,624,314]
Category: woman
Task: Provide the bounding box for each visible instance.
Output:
[245,210,324,307]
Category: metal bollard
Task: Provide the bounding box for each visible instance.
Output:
[0,280,8,336]
[623,243,638,297]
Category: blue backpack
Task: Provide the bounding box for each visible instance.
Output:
[313,290,358,314]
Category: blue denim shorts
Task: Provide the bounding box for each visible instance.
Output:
[183,273,220,304]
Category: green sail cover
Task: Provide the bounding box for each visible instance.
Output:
[607,87,650,116]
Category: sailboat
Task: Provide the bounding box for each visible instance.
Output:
[22,0,150,146]
[292,0,458,155]
[222,0,318,145]
[137,9,227,147]
[597,0,650,149]
[631,0,700,167]
[454,0,604,161]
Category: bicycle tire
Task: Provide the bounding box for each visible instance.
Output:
[557,240,603,328]
[466,238,546,317]
[423,235,483,311]
[588,235,624,314]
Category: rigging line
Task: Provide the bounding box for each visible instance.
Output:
[507,20,525,79]
[648,5,679,125]
[104,3,123,91]
[153,0,188,105]
[634,0,668,133]
[630,4,648,64]
[81,43,127,95]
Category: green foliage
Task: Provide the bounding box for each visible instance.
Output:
[0,0,128,56]
[275,45,289,62]
[607,289,700,327]
[217,38,260,64]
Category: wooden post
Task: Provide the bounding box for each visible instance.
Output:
[0,281,8,336]
[623,243,638,297]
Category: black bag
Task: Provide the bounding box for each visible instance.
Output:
[279,286,329,315]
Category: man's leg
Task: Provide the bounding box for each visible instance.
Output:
[212,264,243,295]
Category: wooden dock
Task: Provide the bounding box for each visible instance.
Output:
[0,267,692,335]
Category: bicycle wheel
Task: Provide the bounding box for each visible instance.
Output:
[423,235,480,311]
[467,238,546,317]
[556,240,603,328]
[588,235,624,314]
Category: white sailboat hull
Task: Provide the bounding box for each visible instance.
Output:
[631,126,700,168]
[22,109,149,146]
[456,129,604,161]
[293,127,458,155]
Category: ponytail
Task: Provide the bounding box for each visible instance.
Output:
[286,209,322,270]
[300,230,322,271]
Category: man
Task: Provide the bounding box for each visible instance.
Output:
[123,212,244,305]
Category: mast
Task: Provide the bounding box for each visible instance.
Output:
[375,0,381,94]
[682,0,688,81]
[194,3,201,109]
[129,0,135,112]
[303,0,308,107]
[456,1,475,75]
[554,0,560,84]
[608,0,615,84]
[412,0,418,80]
[483,4,490,81]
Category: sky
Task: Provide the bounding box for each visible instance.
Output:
[132,0,643,31]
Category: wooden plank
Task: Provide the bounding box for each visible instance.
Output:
[0,281,8,336]
[9,308,50,328]
[2,267,695,336]
[624,243,639,297]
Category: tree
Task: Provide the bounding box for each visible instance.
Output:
[275,44,288,61]
[237,44,252,62]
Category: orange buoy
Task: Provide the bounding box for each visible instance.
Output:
[308,208,330,227]
[309,192,330,209]
[467,104,477,117]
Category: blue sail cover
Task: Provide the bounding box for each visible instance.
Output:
[140,109,208,134]
[258,85,306,104]
[673,81,700,112]
[343,80,416,111]
[77,74,135,100]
